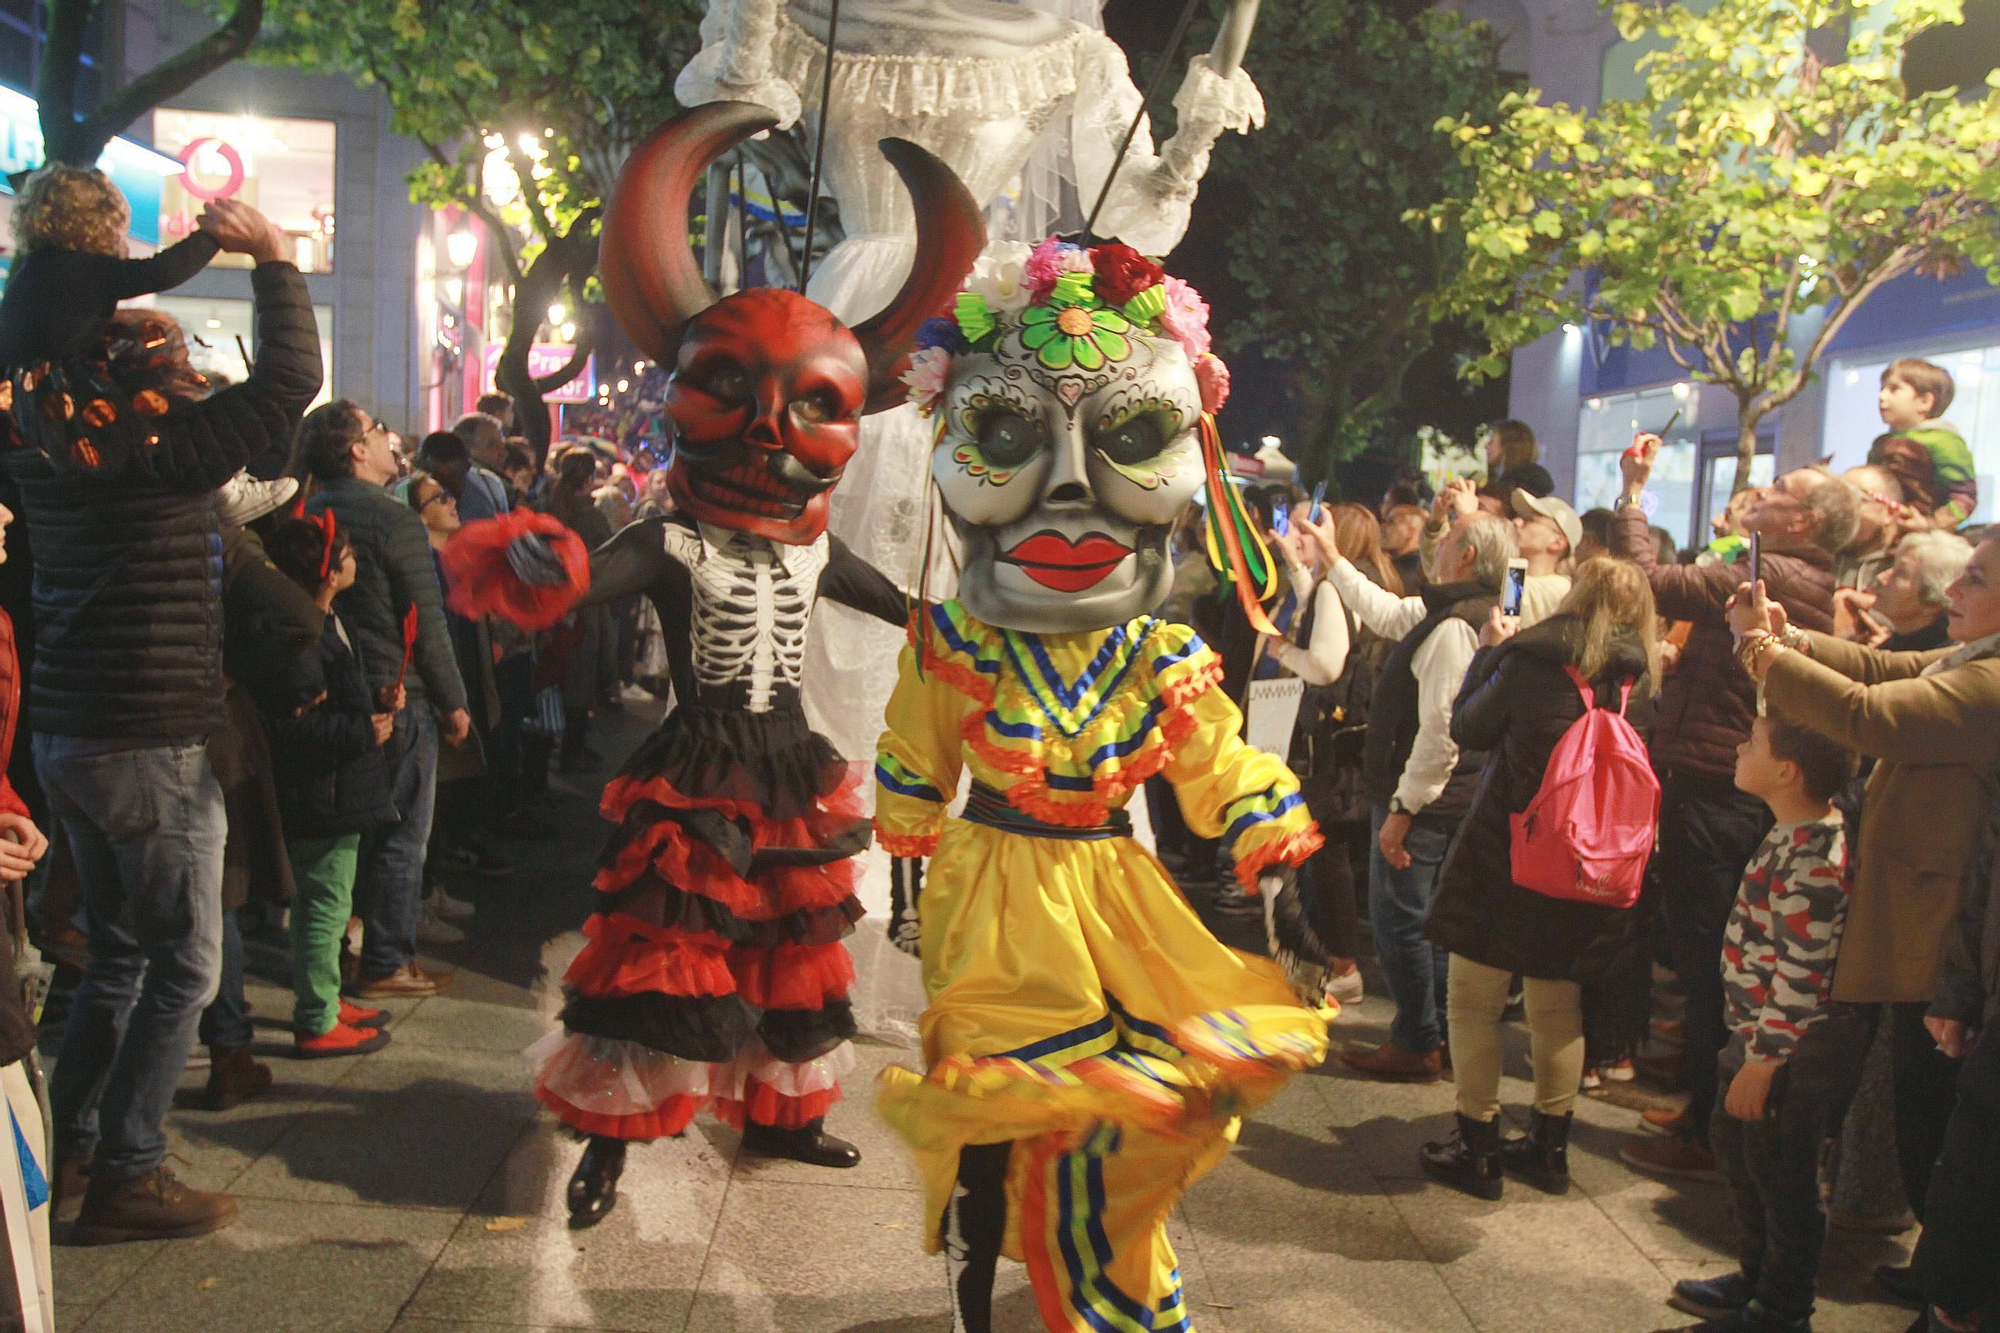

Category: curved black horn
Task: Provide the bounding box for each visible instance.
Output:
[851,138,987,415]
[599,101,781,369]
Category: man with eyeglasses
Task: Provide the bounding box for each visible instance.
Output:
[296,401,470,1001]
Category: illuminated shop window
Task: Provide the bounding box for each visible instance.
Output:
[151,109,337,274]
[1575,384,1704,541]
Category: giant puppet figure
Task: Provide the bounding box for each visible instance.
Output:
[872,241,1328,1333]
[677,0,1268,767]
[446,101,984,1230]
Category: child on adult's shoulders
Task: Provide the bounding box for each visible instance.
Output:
[1870,357,1975,530]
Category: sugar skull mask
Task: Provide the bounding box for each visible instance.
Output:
[912,243,1242,634]
[599,101,984,545]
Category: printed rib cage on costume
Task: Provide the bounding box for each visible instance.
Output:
[665,522,830,712]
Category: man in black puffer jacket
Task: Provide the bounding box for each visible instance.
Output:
[297,402,468,999]
[1,201,320,1244]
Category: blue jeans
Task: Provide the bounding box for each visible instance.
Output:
[197,909,253,1052]
[1368,803,1454,1054]
[354,707,439,980]
[37,735,227,1181]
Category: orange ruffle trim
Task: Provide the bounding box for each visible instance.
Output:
[714,1083,842,1131]
[1232,824,1328,892]
[563,912,735,1000]
[919,619,1226,829]
[874,829,938,859]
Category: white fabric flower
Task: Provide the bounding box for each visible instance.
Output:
[965,241,1036,318]
[903,346,954,413]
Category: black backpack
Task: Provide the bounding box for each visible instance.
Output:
[1289,598,1377,827]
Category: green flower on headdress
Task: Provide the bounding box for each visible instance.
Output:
[1020,298,1132,372]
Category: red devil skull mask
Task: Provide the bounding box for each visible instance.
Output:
[664,291,867,543]
[600,101,984,545]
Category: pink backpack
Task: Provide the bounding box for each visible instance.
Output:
[1508,665,1659,909]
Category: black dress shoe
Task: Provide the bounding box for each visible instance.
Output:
[741,1117,861,1168]
[566,1136,627,1229]
[1873,1262,1924,1308]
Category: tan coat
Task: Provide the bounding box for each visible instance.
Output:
[1763,634,2000,1003]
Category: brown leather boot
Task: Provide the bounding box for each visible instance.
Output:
[202,1048,274,1111]
[1339,1042,1444,1083]
[72,1166,238,1244]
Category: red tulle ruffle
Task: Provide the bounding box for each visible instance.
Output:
[593,816,860,921]
[731,940,855,1011]
[441,511,592,631]
[713,1083,842,1130]
[600,762,867,832]
[535,1084,701,1141]
[562,913,737,1000]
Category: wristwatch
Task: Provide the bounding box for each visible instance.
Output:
[1388,798,1414,817]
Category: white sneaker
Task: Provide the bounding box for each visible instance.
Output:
[416,906,466,947]
[427,886,476,921]
[214,470,298,528]
[1323,967,1365,1005]
[619,682,653,703]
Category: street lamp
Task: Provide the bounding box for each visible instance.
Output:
[444,223,479,271]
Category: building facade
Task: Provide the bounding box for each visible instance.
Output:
[1446,0,2000,545]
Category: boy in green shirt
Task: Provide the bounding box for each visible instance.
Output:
[1870,357,1977,529]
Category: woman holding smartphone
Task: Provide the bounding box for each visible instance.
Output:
[1416,559,1661,1200]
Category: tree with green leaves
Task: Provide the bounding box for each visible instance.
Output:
[1167,0,1508,485]
[239,0,702,455]
[37,0,264,168]
[1426,0,2000,491]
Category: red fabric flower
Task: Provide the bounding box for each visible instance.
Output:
[1089,244,1166,308]
[441,509,591,631]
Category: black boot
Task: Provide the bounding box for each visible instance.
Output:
[741,1116,861,1169]
[950,1143,1010,1333]
[1497,1109,1572,1194]
[566,1135,626,1230]
[1420,1112,1503,1200]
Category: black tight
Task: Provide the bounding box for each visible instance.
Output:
[953,1142,1011,1333]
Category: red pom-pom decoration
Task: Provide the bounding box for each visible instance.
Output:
[1195,354,1232,414]
[441,509,591,631]
[1090,243,1166,308]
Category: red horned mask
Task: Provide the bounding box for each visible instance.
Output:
[599,102,985,544]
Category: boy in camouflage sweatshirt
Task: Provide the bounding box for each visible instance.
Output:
[1870,357,1976,530]
[1665,716,1863,1333]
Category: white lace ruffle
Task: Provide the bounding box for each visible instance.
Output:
[528,1030,857,1117]
[1159,54,1265,192]
[675,0,805,127]
[769,12,1090,122]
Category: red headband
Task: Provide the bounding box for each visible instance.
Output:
[313,510,339,582]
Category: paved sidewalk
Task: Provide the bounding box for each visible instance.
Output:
[51,704,1918,1333]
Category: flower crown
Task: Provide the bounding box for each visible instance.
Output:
[903,237,1231,417]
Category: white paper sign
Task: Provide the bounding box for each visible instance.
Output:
[1244,677,1306,758]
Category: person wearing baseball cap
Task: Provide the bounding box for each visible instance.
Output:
[1512,491,1583,628]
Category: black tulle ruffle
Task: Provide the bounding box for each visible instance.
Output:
[614,704,849,823]
[558,991,856,1065]
[601,871,865,948]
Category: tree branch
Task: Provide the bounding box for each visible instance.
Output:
[35,0,95,162]
[68,0,265,164]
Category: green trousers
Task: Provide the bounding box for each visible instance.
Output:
[289,833,362,1037]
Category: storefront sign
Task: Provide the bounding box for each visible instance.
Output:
[481,342,596,405]
[0,84,180,247]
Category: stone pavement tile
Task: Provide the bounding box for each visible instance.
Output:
[1232,1074,1391,1197]
[731,1039,924,1193]
[161,1056,361,1196]
[1302,1059,1460,1185]
[683,1179,951,1332]
[52,1239,165,1333]
[389,1321,630,1333]
[1584,1170,1736,1264]
[72,1197,457,1333]
[229,1044,538,1212]
[390,990,554,1055]
[1392,1187,1672,1333]
[403,1118,731,1332]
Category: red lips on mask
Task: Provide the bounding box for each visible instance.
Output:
[1001,531,1134,592]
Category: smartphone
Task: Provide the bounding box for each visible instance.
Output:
[1273,505,1291,537]
[1502,558,1528,618]
[1747,531,1762,588]
[1309,480,1328,523]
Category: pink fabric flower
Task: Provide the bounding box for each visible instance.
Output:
[1195,354,1231,414]
[903,346,953,413]
[1157,276,1212,359]
[1024,238,1095,301]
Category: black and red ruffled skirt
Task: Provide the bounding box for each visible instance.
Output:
[531,704,867,1139]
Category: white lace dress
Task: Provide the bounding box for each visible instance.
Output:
[676,0,1264,774]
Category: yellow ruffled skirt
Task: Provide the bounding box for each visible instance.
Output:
[878,818,1327,1333]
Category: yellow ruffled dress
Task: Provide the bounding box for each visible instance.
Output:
[874,599,1329,1333]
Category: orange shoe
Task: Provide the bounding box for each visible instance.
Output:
[1339,1042,1445,1083]
[295,1020,392,1059]
[1619,1134,1721,1182]
[338,1000,388,1030]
